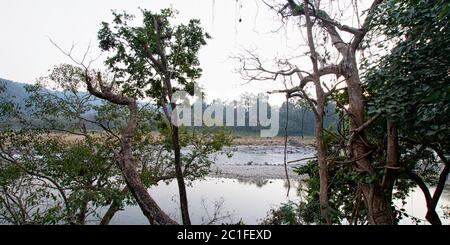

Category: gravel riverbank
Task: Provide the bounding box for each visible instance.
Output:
[206,143,316,181]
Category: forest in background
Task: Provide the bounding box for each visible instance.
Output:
[0,78,337,137]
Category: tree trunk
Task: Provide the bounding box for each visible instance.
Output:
[426,157,449,225]
[285,0,390,225]
[118,102,177,225]
[171,124,191,225]
[303,0,331,224]
[315,110,331,224]
[344,55,394,225]
[100,186,129,225]
[83,71,177,225]
[408,171,442,225]
[100,201,122,226]
[76,200,88,225]
[382,120,399,203]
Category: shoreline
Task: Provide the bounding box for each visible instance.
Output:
[232,136,315,147]
[207,141,316,182]
[208,164,302,182]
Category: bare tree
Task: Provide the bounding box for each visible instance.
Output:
[301,0,331,224]
[281,0,393,224]
[236,49,336,224]
[238,0,393,224]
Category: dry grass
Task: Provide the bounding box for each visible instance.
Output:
[44,132,108,142]
[45,132,315,146]
[232,136,315,146]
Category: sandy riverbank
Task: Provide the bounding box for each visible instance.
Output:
[233,136,315,146]
[206,143,316,181]
[49,132,316,181]
[209,164,302,182]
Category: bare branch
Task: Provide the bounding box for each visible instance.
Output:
[283,94,291,196]
[351,0,383,51]
[268,63,342,95]
[287,156,317,164]
[332,150,374,165]
[286,0,349,55]
[234,49,312,84]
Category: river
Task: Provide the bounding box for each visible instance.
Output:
[105,145,449,225]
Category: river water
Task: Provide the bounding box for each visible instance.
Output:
[110,178,301,225]
[106,145,449,225]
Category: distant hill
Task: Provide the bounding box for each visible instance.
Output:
[0,78,104,109]
[0,78,337,136]
[0,78,31,109]
[0,78,111,130]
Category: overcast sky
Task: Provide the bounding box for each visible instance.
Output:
[0,0,368,105]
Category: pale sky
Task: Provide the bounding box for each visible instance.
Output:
[0,0,368,105]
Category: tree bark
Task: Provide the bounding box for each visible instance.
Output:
[303,0,331,224]
[407,171,442,225]
[315,111,331,224]
[84,73,177,225]
[382,120,399,202]
[160,74,192,225]
[76,200,88,225]
[100,186,129,225]
[171,124,192,225]
[425,151,449,225]
[344,55,394,225]
[117,102,177,225]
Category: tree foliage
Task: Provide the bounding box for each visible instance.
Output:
[366,0,450,150]
[0,61,232,224]
[97,8,210,99]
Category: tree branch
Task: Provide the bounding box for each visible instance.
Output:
[268,64,342,95]
[350,0,383,51]
[286,0,349,55]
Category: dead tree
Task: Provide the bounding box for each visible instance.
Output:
[279,0,393,224]
[236,47,336,223]
[239,0,393,224]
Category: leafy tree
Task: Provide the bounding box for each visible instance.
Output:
[0,81,21,129]
[0,130,123,225]
[364,0,450,225]
[275,0,449,225]
[96,8,211,224]
[1,62,232,225]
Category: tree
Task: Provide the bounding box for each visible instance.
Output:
[0,129,125,225]
[95,8,210,225]
[1,61,232,225]
[0,81,21,129]
[238,0,393,224]
[278,0,449,225]
[26,57,177,224]
[1,64,161,225]
[365,0,450,225]
[284,0,394,224]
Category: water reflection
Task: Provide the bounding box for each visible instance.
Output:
[236,178,269,188]
[109,178,301,225]
[107,178,449,225]
[395,185,450,225]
